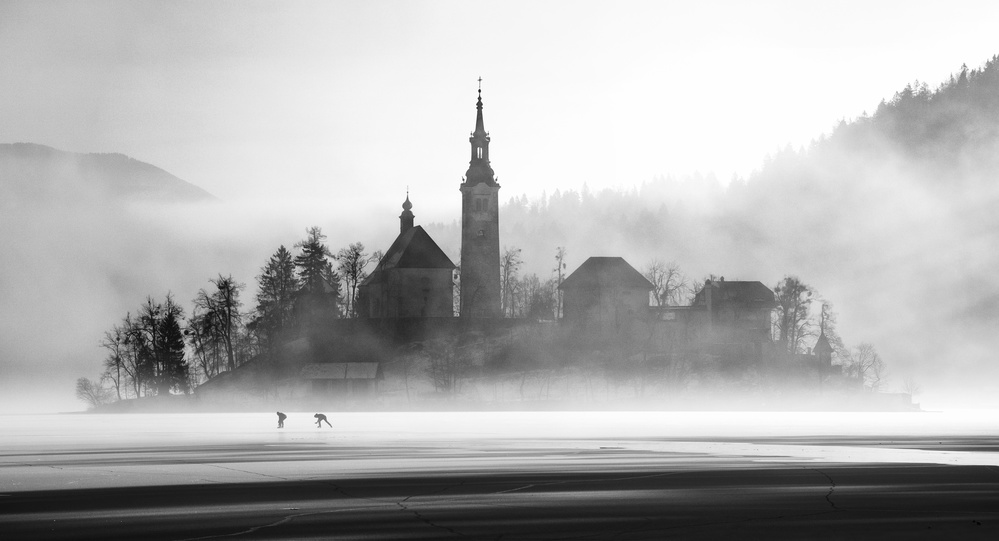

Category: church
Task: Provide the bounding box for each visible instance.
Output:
[358,83,502,320]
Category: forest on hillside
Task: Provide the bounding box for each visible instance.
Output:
[425,55,999,403]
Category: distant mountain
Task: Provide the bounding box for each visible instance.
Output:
[0,143,216,204]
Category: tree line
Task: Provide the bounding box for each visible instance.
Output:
[77,235,897,408]
[77,226,381,407]
[493,242,893,395]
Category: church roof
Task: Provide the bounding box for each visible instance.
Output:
[559,257,653,291]
[813,331,833,354]
[360,225,454,286]
[693,280,776,307]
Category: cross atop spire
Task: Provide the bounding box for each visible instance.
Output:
[473,78,486,136]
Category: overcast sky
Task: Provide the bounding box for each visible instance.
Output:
[3,0,999,222]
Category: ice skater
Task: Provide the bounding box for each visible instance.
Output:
[314,413,332,428]
[276,411,287,428]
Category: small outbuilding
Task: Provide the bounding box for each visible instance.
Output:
[299,362,383,399]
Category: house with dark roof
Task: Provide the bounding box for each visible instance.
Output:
[559,256,653,338]
[677,278,777,366]
[357,195,456,319]
[690,279,775,339]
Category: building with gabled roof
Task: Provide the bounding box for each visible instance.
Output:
[357,195,456,318]
[691,278,776,338]
[675,278,777,367]
[559,257,653,337]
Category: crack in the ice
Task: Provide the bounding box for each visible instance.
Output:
[174,503,390,540]
[401,479,466,502]
[811,468,841,511]
[179,468,848,540]
[204,464,290,481]
[395,499,467,538]
[392,481,471,537]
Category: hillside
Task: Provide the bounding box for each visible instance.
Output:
[0,144,227,413]
[0,143,216,204]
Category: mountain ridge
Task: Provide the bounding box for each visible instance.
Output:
[0,142,217,204]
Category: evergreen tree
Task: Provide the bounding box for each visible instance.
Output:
[131,294,190,396]
[293,226,339,329]
[157,295,190,394]
[254,245,299,349]
[295,227,336,295]
[134,297,160,395]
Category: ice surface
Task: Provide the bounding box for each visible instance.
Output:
[1,410,997,494]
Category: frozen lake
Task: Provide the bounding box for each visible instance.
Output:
[3,411,999,539]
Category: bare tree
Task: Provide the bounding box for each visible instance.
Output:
[421,336,470,397]
[901,376,921,398]
[336,242,371,318]
[517,273,556,320]
[187,314,222,382]
[817,301,849,362]
[554,246,567,318]
[99,326,128,401]
[501,246,523,317]
[847,342,887,391]
[644,259,690,307]
[118,313,145,397]
[773,275,814,353]
[192,275,245,373]
[75,377,112,409]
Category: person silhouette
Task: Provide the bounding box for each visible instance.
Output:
[276,412,287,428]
[314,413,332,428]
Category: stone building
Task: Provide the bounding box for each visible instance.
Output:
[357,195,456,318]
[684,278,776,365]
[459,83,502,318]
[559,257,654,339]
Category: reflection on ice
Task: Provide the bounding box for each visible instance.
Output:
[2,409,997,449]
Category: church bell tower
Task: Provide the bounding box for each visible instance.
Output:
[459,80,501,318]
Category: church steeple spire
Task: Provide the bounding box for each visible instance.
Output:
[464,78,498,187]
[459,78,502,318]
[473,77,486,136]
[399,190,414,234]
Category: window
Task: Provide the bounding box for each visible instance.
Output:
[476,147,483,159]
[474,199,482,211]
